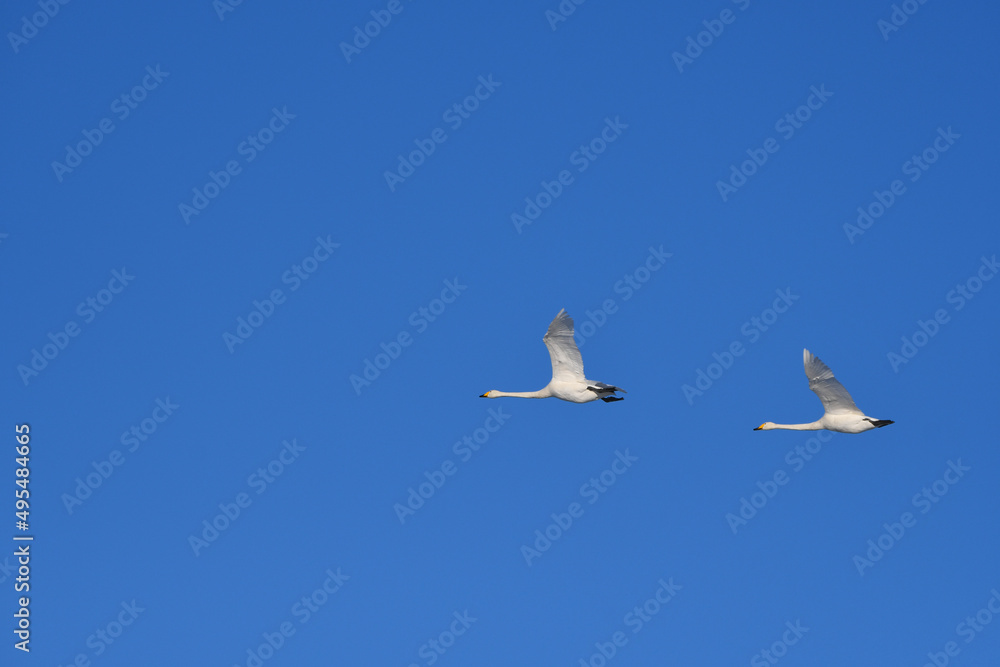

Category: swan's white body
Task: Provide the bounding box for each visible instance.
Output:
[754,349,893,434]
[480,309,625,404]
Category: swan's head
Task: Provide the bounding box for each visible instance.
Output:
[754,422,776,431]
[479,391,497,398]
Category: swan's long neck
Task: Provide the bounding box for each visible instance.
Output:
[768,421,823,431]
[492,388,552,399]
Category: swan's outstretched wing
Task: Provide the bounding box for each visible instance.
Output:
[543,309,586,382]
[803,349,861,415]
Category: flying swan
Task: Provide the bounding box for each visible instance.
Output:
[479,309,626,403]
[754,349,894,434]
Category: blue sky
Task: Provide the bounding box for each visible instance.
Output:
[3,0,999,664]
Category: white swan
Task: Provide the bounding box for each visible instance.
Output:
[480,309,626,403]
[754,349,893,434]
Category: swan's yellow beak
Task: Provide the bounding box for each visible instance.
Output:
[753,424,765,431]
[479,392,489,398]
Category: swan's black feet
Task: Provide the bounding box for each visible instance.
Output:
[600,396,624,403]
[867,419,894,428]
